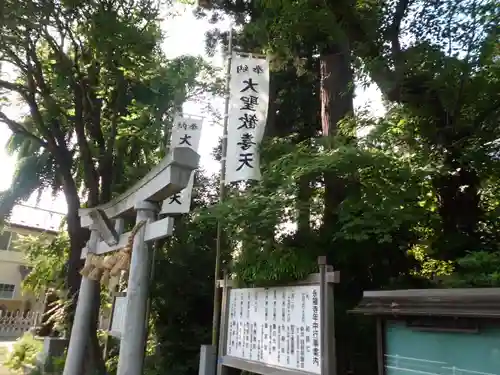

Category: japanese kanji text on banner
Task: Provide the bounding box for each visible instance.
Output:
[225,55,269,183]
[160,115,203,215]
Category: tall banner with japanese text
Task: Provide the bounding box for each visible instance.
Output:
[225,55,269,183]
[160,115,203,215]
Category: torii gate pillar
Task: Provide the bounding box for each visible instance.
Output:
[63,229,101,375]
[116,201,157,375]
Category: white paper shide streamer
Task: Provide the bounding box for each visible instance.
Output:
[225,55,269,183]
[160,115,203,214]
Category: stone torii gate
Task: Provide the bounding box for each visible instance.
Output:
[63,147,200,375]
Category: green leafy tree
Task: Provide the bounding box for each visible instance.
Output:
[264,0,500,258]
[20,232,68,296]
[196,1,499,373]
[16,230,73,335]
[0,0,218,373]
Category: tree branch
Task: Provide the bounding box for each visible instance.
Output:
[0,79,29,96]
[0,111,48,148]
[25,34,70,149]
[389,0,411,63]
[74,81,100,206]
[452,0,479,125]
[0,47,29,73]
[326,0,399,97]
[473,101,500,129]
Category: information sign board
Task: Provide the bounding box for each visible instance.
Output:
[226,286,321,374]
[110,296,127,336]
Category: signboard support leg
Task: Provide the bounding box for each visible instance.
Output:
[199,345,216,375]
[216,272,231,375]
[328,281,337,375]
[319,257,329,375]
[63,230,100,375]
[116,201,157,375]
[319,256,337,375]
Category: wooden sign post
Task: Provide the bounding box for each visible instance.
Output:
[216,257,339,375]
[63,147,200,375]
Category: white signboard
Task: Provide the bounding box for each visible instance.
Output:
[225,55,269,184]
[160,115,203,215]
[226,286,321,374]
[110,296,127,336]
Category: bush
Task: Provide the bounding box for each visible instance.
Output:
[5,332,43,372]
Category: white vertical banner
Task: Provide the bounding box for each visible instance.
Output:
[160,115,203,215]
[225,55,269,183]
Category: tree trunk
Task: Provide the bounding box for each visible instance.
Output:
[318,43,355,375]
[296,175,312,238]
[264,72,277,138]
[433,155,482,260]
[319,44,354,231]
[61,175,87,314]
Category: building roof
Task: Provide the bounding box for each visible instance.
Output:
[7,204,65,233]
[351,288,500,319]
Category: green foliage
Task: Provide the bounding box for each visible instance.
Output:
[5,333,43,372]
[208,120,432,283]
[443,251,500,287]
[17,232,69,295]
[198,0,499,363]
[148,172,227,375]
[0,1,220,371]
[0,1,497,375]
[409,245,455,279]
[0,0,218,241]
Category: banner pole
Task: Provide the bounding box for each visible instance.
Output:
[211,26,233,348]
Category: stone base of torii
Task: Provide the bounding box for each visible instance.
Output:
[62,147,199,375]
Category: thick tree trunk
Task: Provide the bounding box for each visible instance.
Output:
[319,47,353,137]
[296,175,312,237]
[433,155,482,260]
[318,43,356,375]
[319,44,354,231]
[330,4,486,260]
[61,176,87,313]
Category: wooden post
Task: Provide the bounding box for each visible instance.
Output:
[319,256,337,375]
[63,230,100,375]
[116,201,157,375]
[103,218,125,360]
[318,256,328,375]
[376,318,384,375]
[212,26,233,348]
[327,266,337,375]
[216,272,231,375]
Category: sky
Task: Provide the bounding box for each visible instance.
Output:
[0,2,384,215]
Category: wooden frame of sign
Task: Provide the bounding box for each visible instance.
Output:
[107,293,127,339]
[217,257,340,375]
[351,288,500,375]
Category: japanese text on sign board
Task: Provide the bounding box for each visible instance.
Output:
[226,286,321,374]
[160,116,203,215]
